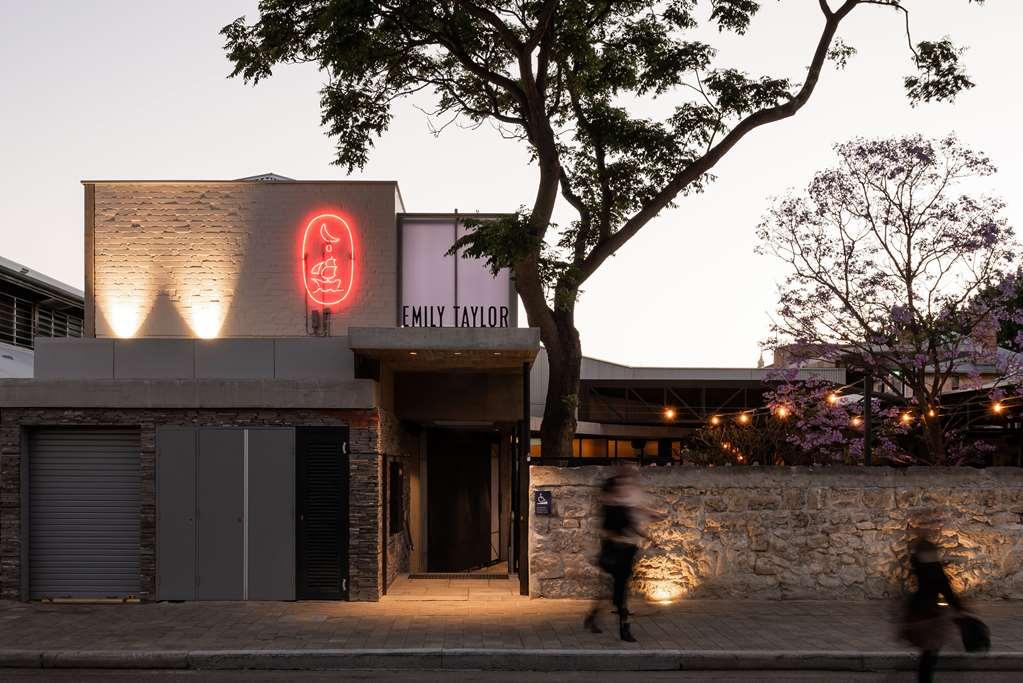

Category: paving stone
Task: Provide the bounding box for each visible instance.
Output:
[1,597,1021,657]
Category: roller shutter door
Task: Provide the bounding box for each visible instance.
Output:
[30,428,141,598]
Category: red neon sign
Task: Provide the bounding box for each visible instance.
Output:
[301,213,356,307]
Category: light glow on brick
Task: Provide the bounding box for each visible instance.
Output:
[190,300,223,339]
[108,299,144,338]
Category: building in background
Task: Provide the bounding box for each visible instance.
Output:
[529,350,843,461]
[0,256,84,378]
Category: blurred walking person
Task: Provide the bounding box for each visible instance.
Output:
[583,466,662,642]
[899,513,962,682]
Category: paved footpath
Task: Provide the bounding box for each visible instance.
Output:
[0,596,1021,672]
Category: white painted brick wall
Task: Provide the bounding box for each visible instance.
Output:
[92,182,400,337]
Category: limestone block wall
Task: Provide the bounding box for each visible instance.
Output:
[88,181,402,338]
[529,466,1023,601]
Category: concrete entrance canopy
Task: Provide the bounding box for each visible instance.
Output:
[349,326,540,372]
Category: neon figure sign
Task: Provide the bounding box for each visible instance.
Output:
[301,213,356,307]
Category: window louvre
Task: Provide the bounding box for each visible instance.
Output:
[0,292,83,349]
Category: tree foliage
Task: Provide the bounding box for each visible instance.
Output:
[693,376,909,466]
[225,2,981,296]
[758,135,1021,463]
[223,1,986,458]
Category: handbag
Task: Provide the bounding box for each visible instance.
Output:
[955,615,991,653]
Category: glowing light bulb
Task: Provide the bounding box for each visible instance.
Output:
[775,406,789,419]
[738,413,750,425]
[827,393,839,405]
[851,416,863,428]
[992,401,1005,414]
[900,412,913,425]
[664,407,676,420]
[710,415,721,426]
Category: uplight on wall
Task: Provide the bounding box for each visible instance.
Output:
[108,298,144,338]
[190,300,224,339]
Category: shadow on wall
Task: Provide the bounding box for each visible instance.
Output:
[98,290,232,340]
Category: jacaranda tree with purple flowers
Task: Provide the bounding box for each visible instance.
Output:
[758,135,1021,464]
[693,373,910,466]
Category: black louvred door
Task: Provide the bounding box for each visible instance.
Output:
[296,427,349,599]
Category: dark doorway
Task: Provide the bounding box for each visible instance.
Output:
[296,427,349,600]
[427,429,494,572]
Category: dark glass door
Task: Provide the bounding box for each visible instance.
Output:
[427,429,493,572]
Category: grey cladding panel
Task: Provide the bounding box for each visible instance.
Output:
[33,338,114,379]
[195,340,275,379]
[197,429,244,599]
[273,338,355,380]
[116,340,195,379]
[157,427,197,600]
[247,428,296,600]
[29,428,141,598]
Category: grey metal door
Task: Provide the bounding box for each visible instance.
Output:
[247,428,296,600]
[156,427,197,600]
[29,428,141,599]
[197,429,244,600]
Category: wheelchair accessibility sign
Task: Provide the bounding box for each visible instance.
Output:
[534,490,552,516]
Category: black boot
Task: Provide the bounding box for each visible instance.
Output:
[618,609,636,642]
[583,609,602,633]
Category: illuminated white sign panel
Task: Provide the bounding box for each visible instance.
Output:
[399,217,516,328]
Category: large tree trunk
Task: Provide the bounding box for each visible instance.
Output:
[921,415,946,464]
[538,311,582,459]
[914,385,946,464]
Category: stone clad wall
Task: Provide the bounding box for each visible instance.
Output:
[529,466,1023,601]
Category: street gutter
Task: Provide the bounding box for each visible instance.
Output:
[0,649,1020,672]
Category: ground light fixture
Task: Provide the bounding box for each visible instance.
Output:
[647,583,681,605]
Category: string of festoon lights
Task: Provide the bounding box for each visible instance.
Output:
[658,380,1018,429]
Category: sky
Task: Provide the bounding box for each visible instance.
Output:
[1,1,1021,368]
